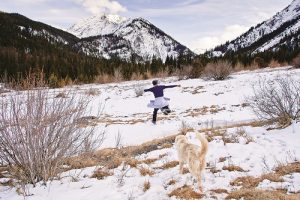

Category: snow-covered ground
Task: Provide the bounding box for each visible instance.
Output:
[0,66,299,199]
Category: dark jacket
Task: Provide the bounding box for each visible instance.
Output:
[144,85,177,98]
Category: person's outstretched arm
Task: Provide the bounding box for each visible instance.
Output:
[163,84,181,89]
[144,88,152,92]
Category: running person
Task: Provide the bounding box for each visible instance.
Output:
[144,80,180,124]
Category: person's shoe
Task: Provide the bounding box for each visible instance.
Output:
[161,108,171,115]
[152,121,156,125]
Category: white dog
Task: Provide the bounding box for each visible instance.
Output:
[175,133,208,192]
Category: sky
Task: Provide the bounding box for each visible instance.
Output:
[0,0,293,53]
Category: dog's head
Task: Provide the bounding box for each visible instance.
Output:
[175,135,188,145]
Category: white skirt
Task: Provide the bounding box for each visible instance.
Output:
[147,97,170,109]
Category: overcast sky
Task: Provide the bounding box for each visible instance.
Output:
[0,0,293,53]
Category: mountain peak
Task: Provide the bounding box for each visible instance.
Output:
[67,13,127,38]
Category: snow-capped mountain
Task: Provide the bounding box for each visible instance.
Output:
[69,15,195,62]
[211,0,300,56]
[68,14,126,38]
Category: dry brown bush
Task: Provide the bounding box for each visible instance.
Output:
[202,60,233,81]
[91,168,112,180]
[167,179,176,185]
[0,76,104,186]
[155,161,179,170]
[254,57,267,68]
[140,158,159,165]
[139,167,154,176]
[292,54,300,68]
[247,76,300,127]
[210,188,228,194]
[169,185,204,199]
[143,180,151,192]
[85,88,100,96]
[222,165,245,172]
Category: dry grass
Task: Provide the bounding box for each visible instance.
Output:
[155,161,179,170]
[65,134,176,170]
[231,162,300,189]
[140,158,159,165]
[139,167,155,176]
[218,157,227,163]
[210,188,228,194]
[124,158,139,168]
[184,105,226,117]
[209,167,222,174]
[85,88,100,96]
[292,54,300,68]
[182,167,190,174]
[169,185,204,199]
[222,134,239,144]
[64,120,268,173]
[55,92,67,98]
[222,165,246,172]
[91,168,112,180]
[143,180,151,192]
[230,176,262,188]
[159,143,173,149]
[167,179,176,186]
[275,162,300,175]
[226,189,300,200]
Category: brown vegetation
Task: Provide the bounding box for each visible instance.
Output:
[226,189,300,200]
[91,168,112,180]
[139,167,155,176]
[202,60,233,81]
[155,161,179,170]
[143,180,151,192]
[169,185,204,199]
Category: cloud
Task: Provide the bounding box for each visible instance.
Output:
[190,25,249,53]
[75,0,127,14]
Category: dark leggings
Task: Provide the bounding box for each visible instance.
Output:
[152,106,170,122]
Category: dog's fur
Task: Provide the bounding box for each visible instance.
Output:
[175,133,208,192]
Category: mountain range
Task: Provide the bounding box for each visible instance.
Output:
[68,14,195,62]
[210,0,300,56]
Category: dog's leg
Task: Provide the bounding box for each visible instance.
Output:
[197,174,203,192]
[179,161,184,174]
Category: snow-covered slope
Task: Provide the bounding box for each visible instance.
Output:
[211,0,300,56]
[69,15,195,62]
[68,14,126,38]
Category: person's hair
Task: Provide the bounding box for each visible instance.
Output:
[152,80,158,86]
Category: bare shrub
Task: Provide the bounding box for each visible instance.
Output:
[139,167,154,176]
[113,68,124,82]
[91,168,112,180]
[143,180,151,192]
[202,60,233,81]
[0,77,104,186]
[85,88,100,96]
[292,54,300,68]
[177,65,193,80]
[134,84,144,97]
[247,76,300,127]
[254,57,267,68]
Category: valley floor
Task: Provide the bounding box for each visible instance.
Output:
[0,66,299,199]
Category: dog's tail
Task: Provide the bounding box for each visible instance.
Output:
[196,133,208,159]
